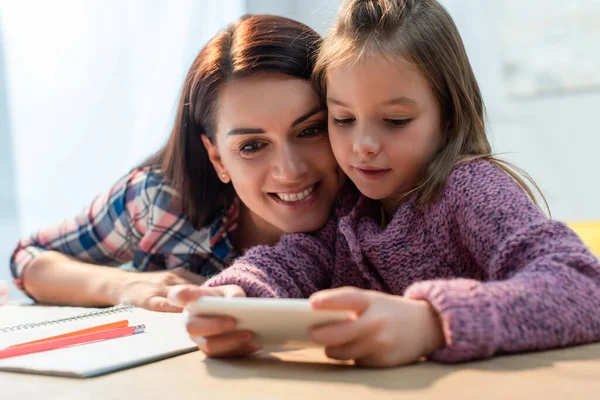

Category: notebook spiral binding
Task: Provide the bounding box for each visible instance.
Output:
[0,304,135,333]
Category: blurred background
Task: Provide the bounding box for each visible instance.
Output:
[1,0,599,297]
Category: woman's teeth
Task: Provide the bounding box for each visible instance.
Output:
[276,185,315,202]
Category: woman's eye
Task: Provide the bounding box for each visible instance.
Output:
[384,118,412,128]
[298,124,327,138]
[239,142,265,155]
[331,117,355,127]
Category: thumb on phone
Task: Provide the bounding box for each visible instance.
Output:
[167,284,246,307]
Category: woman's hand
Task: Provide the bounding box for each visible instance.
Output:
[20,251,209,309]
[168,284,262,357]
[115,268,208,312]
[309,287,445,368]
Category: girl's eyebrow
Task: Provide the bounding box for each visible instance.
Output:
[227,106,323,136]
[326,97,347,106]
[383,96,417,106]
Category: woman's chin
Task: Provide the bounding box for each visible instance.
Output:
[276,214,330,234]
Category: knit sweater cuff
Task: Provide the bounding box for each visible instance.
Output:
[204,269,280,298]
[404,279,499,363]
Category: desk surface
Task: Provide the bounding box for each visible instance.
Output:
[2,339,600,400]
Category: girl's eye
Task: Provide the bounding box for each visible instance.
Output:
[239,141,265,155]
[298,124,327,138]
[332,117,355,127]
[384,118,412,128]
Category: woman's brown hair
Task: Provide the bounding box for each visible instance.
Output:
[143,15,322,228]
[314,0,548,212]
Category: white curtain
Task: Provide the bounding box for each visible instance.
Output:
[0,0,244,235]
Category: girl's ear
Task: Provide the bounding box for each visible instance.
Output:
[201,134,230,183]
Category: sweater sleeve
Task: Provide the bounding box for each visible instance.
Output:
[204,216,338,298]
[404,161,600,362]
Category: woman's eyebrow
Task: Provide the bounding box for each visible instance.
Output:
[291,106,323,128]
[227,128,265,136]
[227,106,323,136]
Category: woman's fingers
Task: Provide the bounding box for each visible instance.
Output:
[167,284,211,306]
[168,284,247,307]
[171,267,208,285]
[127,283,182,312]
[143,295,183,313]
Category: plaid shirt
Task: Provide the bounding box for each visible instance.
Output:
[10,167,239,294]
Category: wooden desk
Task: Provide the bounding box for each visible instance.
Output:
[1,341,600,400]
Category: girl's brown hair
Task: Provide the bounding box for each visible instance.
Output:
[314,0,547,212]
[143,15,322,228]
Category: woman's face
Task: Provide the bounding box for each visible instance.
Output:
[202,73,344,237]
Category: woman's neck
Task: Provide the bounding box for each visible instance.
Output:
[229,204,283,253]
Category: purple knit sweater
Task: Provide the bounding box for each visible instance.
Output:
[206,160,600,362]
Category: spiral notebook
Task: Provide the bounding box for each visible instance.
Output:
[0,304,197,378]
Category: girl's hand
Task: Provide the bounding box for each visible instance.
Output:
[168,284,262,358]
[115,268,207,312]
[309,287,445,368]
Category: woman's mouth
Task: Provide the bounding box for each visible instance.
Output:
[275,185,315,202]
[268,182,319,204]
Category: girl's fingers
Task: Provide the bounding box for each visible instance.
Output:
[310,287,370,315]
[184,314,237,337]
[322,326,407,367]
[310,319,365,346]
[209,343,263,359]
[195,330,255,357]
[354,352,397,368]
[324,333,375,362]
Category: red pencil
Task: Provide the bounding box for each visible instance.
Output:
[9,320,130,348]
[0,324,146,360]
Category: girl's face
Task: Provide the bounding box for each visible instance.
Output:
[203,73,344,239]
[326,57,443,214]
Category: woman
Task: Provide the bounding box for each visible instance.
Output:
[9,15,345,311]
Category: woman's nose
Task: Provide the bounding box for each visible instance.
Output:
[272,147,309,182]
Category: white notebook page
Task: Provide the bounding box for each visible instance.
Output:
[0,305,197,377]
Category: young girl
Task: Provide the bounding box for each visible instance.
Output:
[171,0,600,366]
[9,15,344,311]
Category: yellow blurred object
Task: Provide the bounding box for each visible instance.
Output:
[568,221,600,257]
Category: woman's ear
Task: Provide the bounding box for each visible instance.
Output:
[201,134,230,183]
